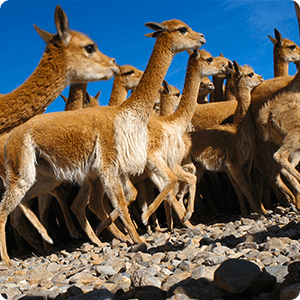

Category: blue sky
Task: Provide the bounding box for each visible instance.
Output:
[0,0,299,113]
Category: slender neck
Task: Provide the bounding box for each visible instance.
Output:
[121,36,175,118]
[224,76,237,101]
[274,49,289,77]
[108,79,128,106]
[233,84,252,126]
[65,83,87,111]
[197,90,209,104]
[210,75,225,102]
[0,42,68,134]
[160,95,176,116]
[168,56,201,131]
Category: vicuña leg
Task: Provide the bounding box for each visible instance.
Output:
[141,155,194,229]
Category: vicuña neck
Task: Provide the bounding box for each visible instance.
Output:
[108,80,129,106]
[211,75,224,101]
[121,37,175,117]
[160,96,176,116]
[168,56,201,132]
[0,42,68,134]
[233,85,252,127]
[274,52,289,77]
[65,83,87,111]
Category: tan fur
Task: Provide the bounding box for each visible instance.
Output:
[0,19,206,267]
[190,63,265,216]
[207,53,232,102]
[5,88,102,252]
[256,73,300,210]
[11,66,144,249]
[70,65,145,244]
[189,100,238,131]
[108,65,144,106]
[268,28,300,77]
[61,88,101,110]
[0,5,118,135]
[253,25,300,209]
[197,77,214,104]
[96,49,228,235]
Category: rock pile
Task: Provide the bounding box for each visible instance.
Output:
[1,206,300,300]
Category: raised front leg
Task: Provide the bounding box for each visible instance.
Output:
[173,164,197,222]
[273,144,300,193]
[141,155,193,229]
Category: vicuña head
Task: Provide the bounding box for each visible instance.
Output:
[0,5,119,135]
[268,28,300,77]
[232,61,264,92]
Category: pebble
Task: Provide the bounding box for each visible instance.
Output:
[1,207,300,300]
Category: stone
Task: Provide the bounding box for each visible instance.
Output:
[261,238,287,252]
[288,261,300,282]
[214,259,261,294]
[249,271,276,294]
[161,271,192,292]
[264,265,289,284]
[279,282,300,300]
[94,266,117,277]
[236,242,259,251]
[128,243,147,253]
[131,269,162,288]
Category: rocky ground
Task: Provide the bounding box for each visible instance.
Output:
[1,204,300,300]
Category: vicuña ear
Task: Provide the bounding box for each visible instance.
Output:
[233,60,241,75]
[60,94,68,103]
[267,34,277,46]
[54,5,71,46]
[94,91,101,101]
[33,24,54,45]
[84,93,92,106]
[162,80,170,94]
[145,22,169,38]
[293,1,300,39]
[274,28,283,45]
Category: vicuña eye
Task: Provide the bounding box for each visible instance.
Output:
[175,93,180,97]
[206,57,213,63]
[248,72,254,77]
[85,44,96,54]
[288,45,296,50]
[178,27,188,35]
[123,70,135,76]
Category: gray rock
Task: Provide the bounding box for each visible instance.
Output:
[161,271,192,292]
[171,280,231,300]
[261,237,287,252]
[131,269,162,288]
[264,265,289,284]
[249,271,277,294]
[94,265,117,277]
[236,242,259,251]
[214,258,261,294]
